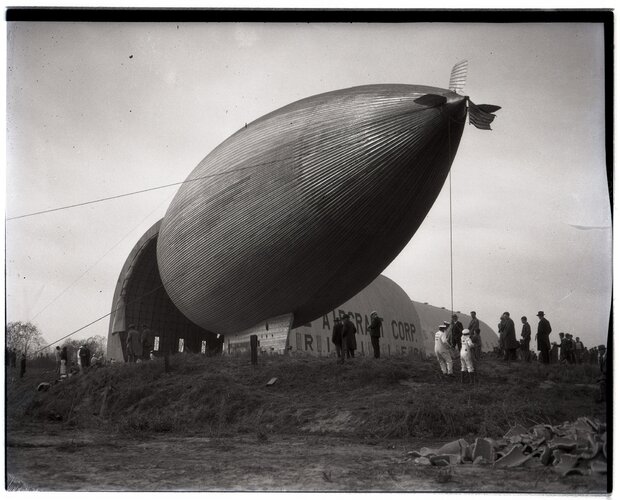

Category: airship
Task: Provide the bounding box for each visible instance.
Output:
[108,61,500,357]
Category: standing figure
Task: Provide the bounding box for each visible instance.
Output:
[19,353,26,378]
[460,329,476,383]
[140,325,153,361]
[368,311,383,359]
[450,314,464,352]
[461,328,476,384]
[470,329,482,364]
[78,345,91,372]
[501,312,518,361]
[566,334,576,364]
[535,311,552,364]
[558,332,567,363]
[60,346,68,379]
[498,316,506,359]
[520,316,531,362]
[331,317,344,363]
[434,324,453,376]
[575,337,585,364]
[54,346,62,375]
[126,324,141,363]
[468,312,480,340]
[341,314,357,359]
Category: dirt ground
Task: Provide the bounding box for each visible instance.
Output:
[6,424,608,492]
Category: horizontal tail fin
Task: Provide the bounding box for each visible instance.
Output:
[468,100,501,130]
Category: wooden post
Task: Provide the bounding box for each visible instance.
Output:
[250,335,258,365]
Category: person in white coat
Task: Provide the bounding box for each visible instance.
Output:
[434,324,453,376]
[460,329,476,384]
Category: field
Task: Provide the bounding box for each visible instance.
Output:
[5,352,610,492]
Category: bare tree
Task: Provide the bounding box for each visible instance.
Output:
[6,321,46,357]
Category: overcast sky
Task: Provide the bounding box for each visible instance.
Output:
[6,21,611,350]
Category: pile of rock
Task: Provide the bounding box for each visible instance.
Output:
[407,417,606,476]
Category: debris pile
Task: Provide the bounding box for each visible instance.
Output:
[407,417,607,476]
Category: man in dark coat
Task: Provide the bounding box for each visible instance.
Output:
[501,312,519,361]
[520,316,531,362]
[535,311,552,364]
[341,313,357,359]
[450,314,464,352]
[368,311,383,359]
[331,317,344,363]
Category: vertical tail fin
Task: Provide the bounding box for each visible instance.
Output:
[449,60,468,94]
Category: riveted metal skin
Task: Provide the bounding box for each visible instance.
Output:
[157,84,468,335]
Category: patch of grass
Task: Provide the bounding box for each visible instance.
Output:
[9,353,606,440]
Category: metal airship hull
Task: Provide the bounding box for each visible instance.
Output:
[157,84,467,335]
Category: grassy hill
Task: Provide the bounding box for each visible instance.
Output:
[7,352,606,441]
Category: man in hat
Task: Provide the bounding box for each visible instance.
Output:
[368,311,383,359]
[535,311,552,364]
[434,323,453,376]
[460,329,476,383]
[331,316,344,363]
[341,313,357,359]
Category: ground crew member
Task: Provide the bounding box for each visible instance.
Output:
[536,311,552,364]
[341,313,357,359]
[460,329,476,383]
[331,317,344,363]
[126,324,141,362]
[434,323,453,376]
[55,346,62,375]
[520,316,531,362]
[368,311,382,359]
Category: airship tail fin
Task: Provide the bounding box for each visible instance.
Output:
[449,60,468,94]
[468,100,501,130]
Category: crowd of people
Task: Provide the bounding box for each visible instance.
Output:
[330,311,383,363]
[433,310,609,390]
